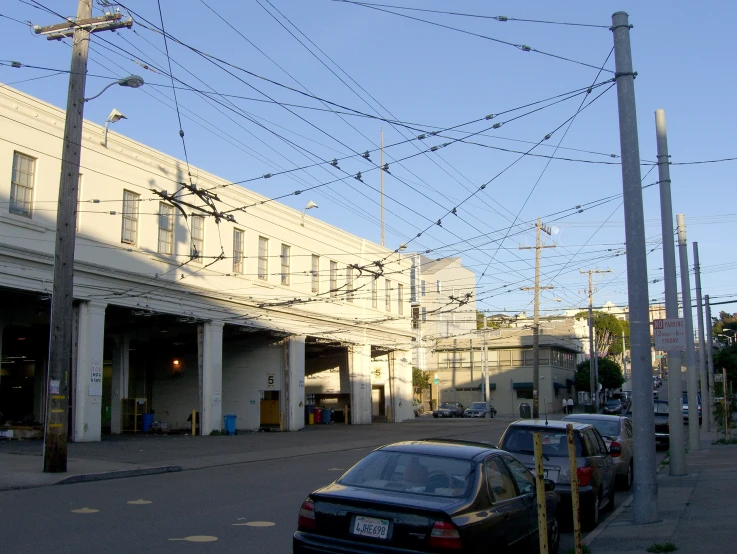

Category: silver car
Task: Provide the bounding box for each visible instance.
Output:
[499,419,617,531]
[563,414,634,490]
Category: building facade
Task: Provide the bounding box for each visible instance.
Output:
[0,86,415,441]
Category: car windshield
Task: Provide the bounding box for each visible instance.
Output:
[468,403,486,409]
[565,417,620,438]
[439,403,454,409]
[654,403,669,415]
[606,400,621,406]
[501,427,583,457]
[339,451,475,498]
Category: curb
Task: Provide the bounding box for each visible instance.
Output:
[57,465,183,485]
[583,453,671,546]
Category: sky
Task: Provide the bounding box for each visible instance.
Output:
[1,0,735,320]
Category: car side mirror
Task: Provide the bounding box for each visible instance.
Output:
[544,479,555,492]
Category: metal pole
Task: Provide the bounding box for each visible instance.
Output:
[677,214,700,451]
[533,220,542,419]
[380,128,385,247]
[693,242,710,432]
[42,0,93,473]
[533,433,549,554]
[484,318,490,419]
[588,274,595,409]
[654,108,685,475]
[566,424,583,554]
[705,295,716,429]
[611,11,657,524]
[622,327,627,381]
[593,331,600,411]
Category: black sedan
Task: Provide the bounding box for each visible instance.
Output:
[654,400,670,449]
[602,399,624,415]
[463,401,497,418]
[294,439,560,553]
[432,402,464,418]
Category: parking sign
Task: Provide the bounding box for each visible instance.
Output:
[653,318,686,350]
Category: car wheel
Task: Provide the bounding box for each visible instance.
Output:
[583,491,600,531]
[625,461,633,490]
[433,414,438,418]
[605,482,616,512]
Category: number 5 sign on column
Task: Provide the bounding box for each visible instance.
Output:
[267,374,275,388]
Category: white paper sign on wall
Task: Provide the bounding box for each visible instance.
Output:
[88,359,103,396]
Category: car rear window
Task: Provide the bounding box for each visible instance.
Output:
[439,403,454,409]
[338,451,475,498]
[468,403,485,409]
[564,418,620,439]
[654,403,669,414]
[501,427,583,458]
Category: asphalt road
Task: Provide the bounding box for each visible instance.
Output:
[0,416,666,553]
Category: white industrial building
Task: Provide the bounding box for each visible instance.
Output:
[0,86,416,441]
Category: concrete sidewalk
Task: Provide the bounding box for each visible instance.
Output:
[0,416,510,490]
[586,429,737,553]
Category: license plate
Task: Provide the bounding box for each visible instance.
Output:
[352,516,390,539]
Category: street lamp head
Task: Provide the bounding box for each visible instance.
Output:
[118,75,144,88]
[106,108,127,124]
[304,200,318,210]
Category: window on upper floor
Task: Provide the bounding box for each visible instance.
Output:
[398,284,404,315]
[157,202,175,255]
[258,236,269,280]
[345,265,354,302]
[421,306,427,323]
[436,279,442,293]
[281,244,291,286]
[420,280,426,297]
[121,190,139,245]
[190,215,205,262]
[330,261,338,297]
[311,255,319,293]
[371,276,378,308]
[412,306,419,329]
[10,151,36,218]
[233,229,244,273]
[385,279,392,312]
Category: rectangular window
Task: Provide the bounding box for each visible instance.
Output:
[421,280,426,297]
[421,307,427,322]
[190,215,205,262]
[258,236,269,280]
[233,229,244,273]
[157,202,174,255]
[410,264,417,303]
[345,265,354,302]
[371,277,378,308]
[385,279,392,311]
[280,244,291,286]
[311,255,319,293]
[121,190,139,244]
[412,306,419,329]
[436,279,442,294]
[10,152,35,218]
[330,261,338,297]
[397,284,404,315]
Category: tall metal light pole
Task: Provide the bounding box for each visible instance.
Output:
[705,295,716,429]
[693,242,710,432]
[35,1,134,472]
[611,11,657,524]
[677,214,700,452]
[580,269,611,411]
[654,108,685,475]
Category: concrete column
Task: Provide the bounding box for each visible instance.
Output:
[110,334,130,434]
[198,321,224,435]
[0,321,5,406]
[390,350,414,422]
[349,344,372,424]
[72,301,107,442]
[284,335,306,431]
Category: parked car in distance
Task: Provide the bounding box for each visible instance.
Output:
[611,392,630,411]
[463,401,497,418]
[499,419,617,531]
[412,399,424,417]
[293,439,560,553]
[562,414,634,489]
[653,376,662,388]
[603,399,624,415]
[682,391,702,424]
[653,400,670,449]
[432,402,464,418]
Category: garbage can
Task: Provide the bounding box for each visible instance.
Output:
[142,413,154,433]
[223,414,237,435]
[323,408,332,424]
[314,407,322,424]
[519,403,531,419]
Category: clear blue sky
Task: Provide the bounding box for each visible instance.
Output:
[1,0,735,318]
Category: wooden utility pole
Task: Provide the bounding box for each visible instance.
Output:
[520,219,555,418]
[579,268,611,412]
[37,1,132,473]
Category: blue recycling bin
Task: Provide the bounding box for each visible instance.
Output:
[322,408,332,424]
[142,413,154,433]
[224,414,237,435]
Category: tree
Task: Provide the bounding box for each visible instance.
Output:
[713,311,737,344]
[575,357,625,392]
[413,366,430,394]
[714,343,737,385]
[575,311,624,357]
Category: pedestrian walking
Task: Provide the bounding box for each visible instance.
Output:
[567,397,574,415]
[562,398,568,415]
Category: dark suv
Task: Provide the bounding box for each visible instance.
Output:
[498,419,617,531]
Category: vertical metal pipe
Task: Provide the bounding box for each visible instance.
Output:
[693,243,710,432]
[677,214,701,451]
[705,295,716,429]
[611,11,657,523]
[654,108,685,475]
[533,220,541,418]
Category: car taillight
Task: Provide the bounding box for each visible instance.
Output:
[577,466,595,487]
[297,498,316,530]
[609,441,622,457]
[429,520,462,550]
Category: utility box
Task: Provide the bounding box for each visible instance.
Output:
[519,403,531,419]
